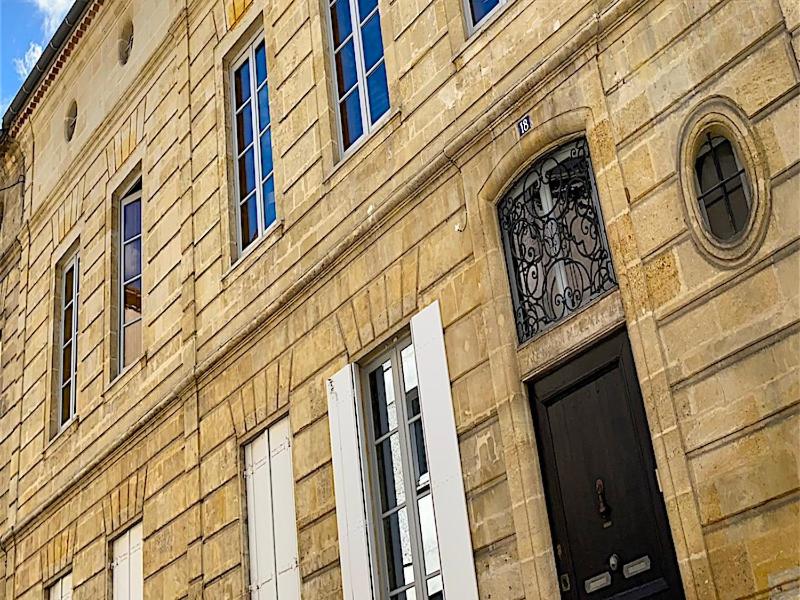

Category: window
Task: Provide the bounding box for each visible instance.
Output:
[327,0,390,152]
[466,0,506,29]
[327,302,479,600]
[112,522,143,600]
[48,573,72,600]
[119,181,142,371]
[243,417,300,599]
[57,250,80,430]
[497,137,616,344]
[231,34,276,253]
[119,19,134,65]
[65,100,78,142]
[693,132,752,242]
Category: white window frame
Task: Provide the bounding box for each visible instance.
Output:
[57,250,80,431]
[119,187,142,373]
[48,572,73,600]
[325,0,390,156]
[464,0,508,34]
[230,32,276,255]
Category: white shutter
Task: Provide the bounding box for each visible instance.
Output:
[327,364,373,600]
[112,530,130,600]
[270,418,301,599]
[245,431,277,600]
[129,523,143,600]
[411,301,479,600]
[62,573,73,600]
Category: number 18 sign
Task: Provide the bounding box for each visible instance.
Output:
[517,114,532,138]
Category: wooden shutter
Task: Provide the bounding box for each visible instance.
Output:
[245,432,277,600]
[270,418,301,599]
[411,301,479,600]
[112,529,130,600]
[327,364,373,600]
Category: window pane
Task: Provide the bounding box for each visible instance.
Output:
[123,239,141,281]
[715,138,739,177]
[366,62,389,124]
[123,199,141,241]
[255,41,267,85]
[369,360,397,436]
[728,182,750,233]
[703,190,734,240]
[335,40,359,97]
[400,343,419,414]
[409,420,428,486]
[236,105,254,151]
[376,434,406,510]
[238,148,257,197]
[427,575,444,600]
[340,89,364,148]
[62,303,73,337]
[240,194,259,249]
[258,85,271,131]
[263,177,276,229]
[260,129,273,176]
[123,320,142,368]
[361,13,384,72]
[62,342,73,383]
[61,382,72,424]
[124,278,142,323]
[694,149,718,194]
[63,266,74,304]
[383,508,415,591]
[330,0,353,47]
[234,60,251,107]
[358,0,378,20]
[418,494,441,576]
[469,0,500,25]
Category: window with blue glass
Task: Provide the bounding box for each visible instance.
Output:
[466,0,505,29]
[231,35,276,253]
[328,0,390,152]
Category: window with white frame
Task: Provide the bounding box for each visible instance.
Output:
[327,0,390,152]
[48,573,72,600]
[327,302,480,600]
[57,250,79,430]
[231,34,276,253]
[243,417,301,599]
[112,522,143,600]
[466,0,505,30]
[119,181,142,371]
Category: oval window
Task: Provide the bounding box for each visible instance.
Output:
[65,100,78,142]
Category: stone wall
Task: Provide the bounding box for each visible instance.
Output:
[0,0,797,598]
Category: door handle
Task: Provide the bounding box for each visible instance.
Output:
[595,478,612,520]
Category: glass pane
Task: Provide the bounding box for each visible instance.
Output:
[61,382,72,424]
[123,320,142,368]
[367,62,389,124]
[123,278,142,323]
[62,303,73,337]
[240,194,259,249]
[715,138,739,178]
[236,105,254,151]
[728,182,750,234]
[62,342,73,383]
[263,177,276,229]
[330,0,353,47]
[238,148,257,197]
[63,266,74,304]
[694,148,718,194]
[260,129,273,176]
[469,0,500,25]
[369,359,397,436]
[258,85,271,131]
[400,343,419,414]
[409,420,428,486]
[123,199,141,241]
[358,0,378,20]
[340,90,364,149]
[255,41,267,85]
[427,575,444,600]
[703,190,735,240]
[418,494,441,576]
[376,433,405,510]
[234,60,251,107]
[383,508,415,592]
[361,13,384,72]
[123,239,141,281]
[335,40,359,97]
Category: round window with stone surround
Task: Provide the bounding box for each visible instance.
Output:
[64,100,78,142]
[678,97,770,267]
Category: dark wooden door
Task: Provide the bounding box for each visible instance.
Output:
[529,330,684,599]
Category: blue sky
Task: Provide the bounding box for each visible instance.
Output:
[1,0,74,116]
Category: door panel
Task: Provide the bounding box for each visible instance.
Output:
[529,331,684,599]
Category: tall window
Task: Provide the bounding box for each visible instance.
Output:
[362,341,443,600]
[112,522,143,600]
[693,133,752,241]
[327,0,389,152]
[48,573,72,600]
[120,182,142,371]
[232,34,276,253]
[57,250,79,430]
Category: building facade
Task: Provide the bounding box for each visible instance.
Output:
[0,0,798,598]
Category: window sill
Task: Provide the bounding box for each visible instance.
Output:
[105,354,146,397]
[223,218,284,286]
[45,416,80,456]
[452,0,516,69]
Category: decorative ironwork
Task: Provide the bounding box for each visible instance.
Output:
[498,138,616,343]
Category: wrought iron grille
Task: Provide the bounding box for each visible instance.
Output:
[498,137,617,343]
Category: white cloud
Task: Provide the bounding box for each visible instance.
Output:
[28,0,74,37]
[13,42,43,80]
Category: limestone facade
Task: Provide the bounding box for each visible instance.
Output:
[0,0,798,599]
